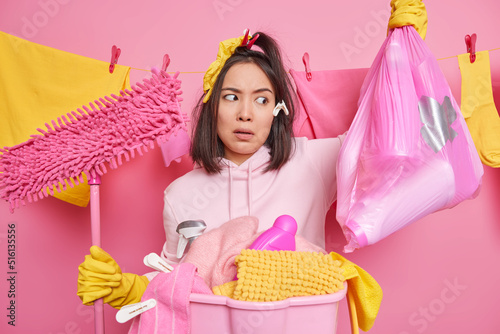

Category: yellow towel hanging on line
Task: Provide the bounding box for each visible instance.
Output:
[458,51,500,167]
[0,31,131,207]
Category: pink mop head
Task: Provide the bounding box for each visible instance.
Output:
[0,69,188,212]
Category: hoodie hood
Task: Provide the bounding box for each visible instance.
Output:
[218,143,271,171]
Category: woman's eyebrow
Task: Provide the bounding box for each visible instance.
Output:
[220,87,273,94]
[220,87,241,93]
[254,88,273,94]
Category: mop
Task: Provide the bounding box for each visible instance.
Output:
[0,68,188,333]
[0,69,187,212]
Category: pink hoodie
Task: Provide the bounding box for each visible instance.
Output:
[161,136,344,265]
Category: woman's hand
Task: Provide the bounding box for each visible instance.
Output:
[77,246,149,309]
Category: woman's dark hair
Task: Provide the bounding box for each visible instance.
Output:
[190,32,296,174]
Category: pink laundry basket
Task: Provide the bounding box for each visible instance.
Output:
[189,283,348,334]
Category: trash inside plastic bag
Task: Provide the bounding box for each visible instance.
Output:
[336,26,483,253]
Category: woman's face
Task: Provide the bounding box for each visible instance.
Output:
[217,62,275,165]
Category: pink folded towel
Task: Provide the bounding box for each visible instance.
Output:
[128,263,212,334]
[183,216,326,288]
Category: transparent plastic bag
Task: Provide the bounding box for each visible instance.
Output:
[336,26,483,252]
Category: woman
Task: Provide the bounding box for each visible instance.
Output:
[77,30,345,308]
[162,30,345,264]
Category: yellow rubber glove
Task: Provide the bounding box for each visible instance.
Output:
[388,0,427,40]
[77,246,149,309]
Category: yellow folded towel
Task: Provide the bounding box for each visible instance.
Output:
[213,250,382,333]
[331,252,383,332]
[0,31,130,206]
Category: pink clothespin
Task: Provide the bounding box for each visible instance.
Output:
[109,45,121,73]
[465,34,477,63]
[162,54,170,72]
[302,52,312,81]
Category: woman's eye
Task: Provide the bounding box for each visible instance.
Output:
[223,94,238,101]
[256,97,268,105]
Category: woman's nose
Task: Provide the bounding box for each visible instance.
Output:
[238,100,253,121]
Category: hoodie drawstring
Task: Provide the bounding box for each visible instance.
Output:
[248,160,253,217]
[227,160,254,219]
[228,166,233,220]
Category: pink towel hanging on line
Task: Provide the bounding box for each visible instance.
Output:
[291,68,369,139]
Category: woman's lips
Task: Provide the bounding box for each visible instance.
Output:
[234,129,254,140]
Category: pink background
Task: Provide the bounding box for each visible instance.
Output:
[1,0,500,333]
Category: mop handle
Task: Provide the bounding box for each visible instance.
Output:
[89,175,105,334]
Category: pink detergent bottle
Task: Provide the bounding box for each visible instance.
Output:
[249,215,297,251]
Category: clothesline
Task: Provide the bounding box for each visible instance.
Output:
[130,67,204,74]
[129,46,500,74]
[437,46,500,61]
